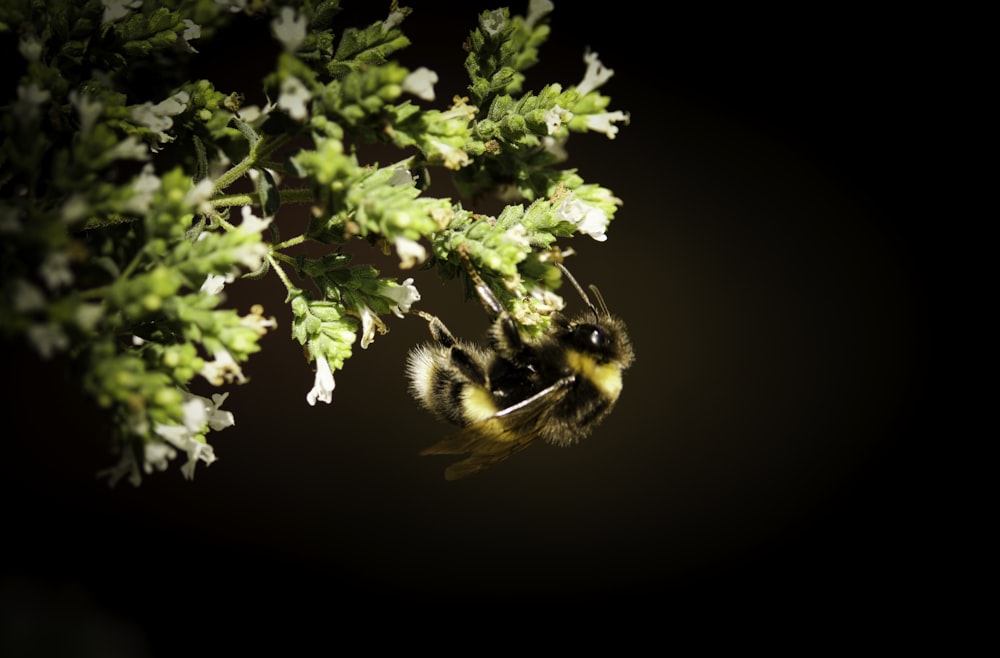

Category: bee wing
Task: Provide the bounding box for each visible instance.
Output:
[420,376,576,480]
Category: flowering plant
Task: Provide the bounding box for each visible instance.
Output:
[0,0,628,484]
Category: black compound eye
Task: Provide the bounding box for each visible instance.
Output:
[573,324,607,351]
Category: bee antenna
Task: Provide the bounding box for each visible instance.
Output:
[555,263,598,317]
[588,284,611,317]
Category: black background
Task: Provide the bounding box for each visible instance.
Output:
[2,2,933,654]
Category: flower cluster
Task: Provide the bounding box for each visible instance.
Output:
[0,0,627,483]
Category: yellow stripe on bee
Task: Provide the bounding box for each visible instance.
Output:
[462,385,499,424]
[566,350,623,399]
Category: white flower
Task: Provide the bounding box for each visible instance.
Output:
[18,35,42,62]
[525,0,555,28]
[394,236,427,269]
[153,392,231,479]
[502,223,531,248]
[529,286,565,314]
[544,104,571,135]
[383,278,421,318]
[481,9,508,36]
[241,304,277,336]
[356,305,386,349]
[215,0,248,12]
[40,251,73,289]
[277,75,311,121]
[403,67,438,101]
[131,91,190,145]
[97,448,142,487]
[102,0,142,24]
[388,167,414,187]
[61,193,89,223]
[185,177,216,215]
[577,51,615,97]
[306,354,336,405]
[11,279,46,312]
[272,6,307,52]
[383,7,407,31]
[14,83,50,122]
[201,272,235,296]
[582,110,630,139]
[556,195,610,242]
[27,323,69,359]
[107,136,150,162]
[181,19,201,52]
[429,139,471,170]
[121,164,161,214]
[542,135,568,162]
[238,101,275,126]
[75,303,104,330]
[200,348,247,385]
[143,441,177,473]
[229,206,272,271]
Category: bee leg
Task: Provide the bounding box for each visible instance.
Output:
[413,310,487,387]
[457,248,525,353]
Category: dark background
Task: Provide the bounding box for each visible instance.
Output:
[2,2,932,653]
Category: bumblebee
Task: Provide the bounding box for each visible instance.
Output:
[407,253,634,480]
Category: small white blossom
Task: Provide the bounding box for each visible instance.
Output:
[75,303,104,330]
[383,7,407,31]
[277,75,311,121]
[481,9,508,36]
[11,279,46,313]
[388,167,414,187]
[502,223,531,248]
[272,6,307,52]
[556,194,610,242]
[529,286,565,314]
[238,102,275,126]
[394,236,428,269]
[181,19,201,52]
[40,251,73,289]
[241,304,277,336]
[107,136,150,162]
[144,441,177,473]
[27,323,69,359]
[184,177,216,215]
[98,448,142,487]
[383,278,420,318]
[153,392,231,479]
[306,354,336,406]
[403,67,439,101]
[215,0,248,12]
[121,164,161,215]
[430,139,471,170]
[582,110,630,139]
[61,193,90,223]
[525,0,555,28]
[542,135,569,162]
[131,91,190,145]
[102,0,142,24]
[204,393,236,431]
[544,104,571,135]
[18,35,42,62]
[200,348,247,386]
[201,272,235,296]
[577,51,615,97]
[14,83,50,123]
[356,305,386,349]
[231,206,272,271]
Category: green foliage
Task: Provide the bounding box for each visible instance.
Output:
[0,0,627,483]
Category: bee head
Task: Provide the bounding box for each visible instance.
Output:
[554,263,635,368]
